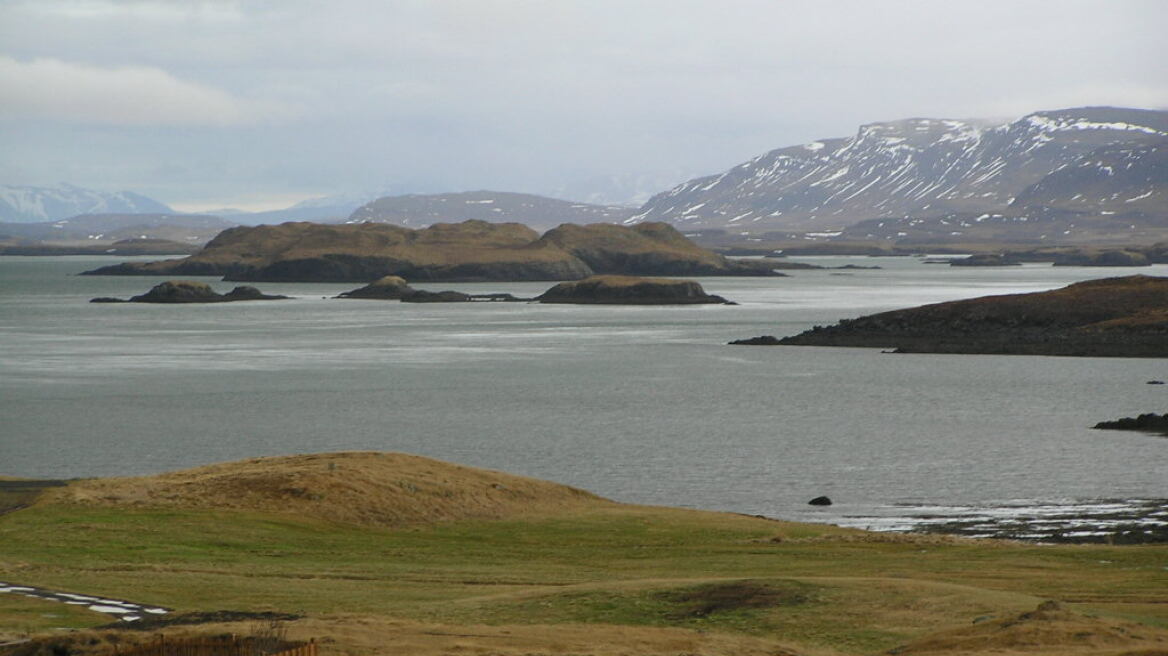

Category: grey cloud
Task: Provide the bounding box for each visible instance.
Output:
[0,0,1164,208]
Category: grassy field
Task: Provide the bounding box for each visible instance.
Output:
[1,453,1166,655]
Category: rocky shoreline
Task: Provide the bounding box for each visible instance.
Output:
[833,498,1168,544]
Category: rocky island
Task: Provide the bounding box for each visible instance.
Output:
[82,220,781,283]
[1092,413,1168,436]
[536,275,731,304]
[91,280,288,304]
[336,275,529,303]
[734,275,1168,357]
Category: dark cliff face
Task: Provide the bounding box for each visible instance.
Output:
[767,275,1168,357]
[82,220,778,283]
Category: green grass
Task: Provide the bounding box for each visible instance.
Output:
[1,503,1166,653]
[0,595,107,636]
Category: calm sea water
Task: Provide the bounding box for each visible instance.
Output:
[2,255,1166,534]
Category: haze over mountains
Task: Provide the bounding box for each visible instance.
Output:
[4,106,1165,247]
[347,191,634,232]
[0,183,173,223]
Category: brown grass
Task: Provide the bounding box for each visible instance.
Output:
[889,601,1168,655]
[11,616,810,656]
[45,452,611,528]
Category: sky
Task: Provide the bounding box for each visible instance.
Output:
[1,0,1166,211]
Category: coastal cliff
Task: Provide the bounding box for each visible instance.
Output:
[81,220,780,283]
[741,275,1168,357]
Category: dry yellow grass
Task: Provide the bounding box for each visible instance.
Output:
[18,604,1168,656]
[46,452,611,528]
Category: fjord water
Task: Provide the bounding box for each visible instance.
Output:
[2,256,1166,534]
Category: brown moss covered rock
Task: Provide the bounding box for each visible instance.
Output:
[336,275,416,299]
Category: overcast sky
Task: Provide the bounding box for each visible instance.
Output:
[1,0,1165,211]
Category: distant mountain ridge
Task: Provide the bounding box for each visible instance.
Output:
[347,191,634,231]
[0,213,238,245]
[628,107,1168,238]
[0,183,173,223]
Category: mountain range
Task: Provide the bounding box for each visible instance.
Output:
[5,106,1166,247]
[627,106,1168,243]
[0,213,238,245]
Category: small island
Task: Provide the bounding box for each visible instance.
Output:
[536,275,731,305]
[732,275,1168,357]
[336,275,529,303]
[335,274,733,305]
[91,280,288,304]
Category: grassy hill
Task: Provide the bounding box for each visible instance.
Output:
[1,453,1166,655]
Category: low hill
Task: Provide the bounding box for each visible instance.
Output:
[542,222,729,276]
[348,190,634,231]
[82,220,779,282]
[49,452,609,528]
[766,275,1168,357]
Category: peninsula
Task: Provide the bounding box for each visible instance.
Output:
[735,275,1168,357]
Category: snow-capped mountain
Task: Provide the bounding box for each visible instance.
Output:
[628,107,1168,233]
[0,183,173,223]
[348,191,635,231]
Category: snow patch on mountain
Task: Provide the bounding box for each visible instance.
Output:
[0,183,173,223]
[630,107,1168,233]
